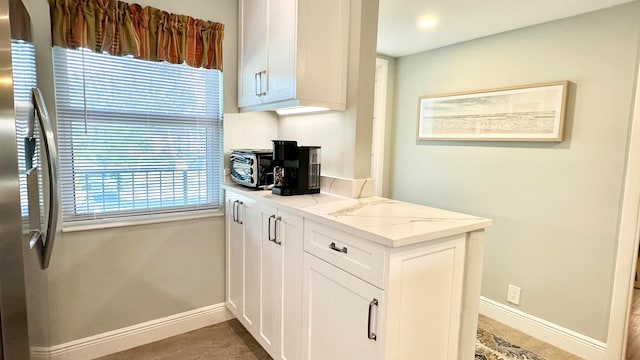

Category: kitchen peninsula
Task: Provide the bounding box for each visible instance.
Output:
[223,184,491,359]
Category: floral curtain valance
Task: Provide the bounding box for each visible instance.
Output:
[49,0,224,71]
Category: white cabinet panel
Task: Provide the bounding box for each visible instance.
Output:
[237,0,349,112]
[225,193,260,335]
[226,195,244,315]
[303,253,383,360]
[262,0,296,104]
[258,207,282,355]
[385,236,466,360]
[241,198,261,333]
[280,209,304,360]
[238,0,268,107]
[257,204,304,360]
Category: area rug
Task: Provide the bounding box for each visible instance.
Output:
[476,328,547,360]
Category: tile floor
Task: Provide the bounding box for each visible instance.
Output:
[626,289,640,359]
[477,315,583,359]
[95,319,270,360]
[97,316,580,360]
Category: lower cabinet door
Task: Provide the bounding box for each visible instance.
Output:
[259,206,304,360]
[279,209,304,360]
[259,207,282,357]
[302,253,383,360]
[226,195,245,318]
[241,197,261,336]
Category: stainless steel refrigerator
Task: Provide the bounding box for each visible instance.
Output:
[0,0,59,358]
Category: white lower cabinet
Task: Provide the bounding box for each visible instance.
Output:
[302,219,467,360]
[226,188,478,360]
[257,204,303,360]
[225,192,261,335]
[383,235,467,360]
[302,253,383,360]
[226,191,303,360]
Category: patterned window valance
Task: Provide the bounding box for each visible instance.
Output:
[49,0,224,70]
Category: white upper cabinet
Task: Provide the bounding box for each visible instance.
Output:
[238,0,350,112]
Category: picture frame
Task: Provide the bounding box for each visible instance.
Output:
[417,81,569,142]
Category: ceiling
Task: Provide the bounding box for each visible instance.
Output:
[377,0,636,57]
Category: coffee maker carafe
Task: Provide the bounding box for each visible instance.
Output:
[272,140,321,196]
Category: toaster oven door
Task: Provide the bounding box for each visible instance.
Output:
[230,153,256,187]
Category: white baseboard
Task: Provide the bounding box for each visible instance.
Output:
[479,296,607,359]
[31,303,234,360]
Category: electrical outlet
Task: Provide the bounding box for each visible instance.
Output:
[507,284,521,305]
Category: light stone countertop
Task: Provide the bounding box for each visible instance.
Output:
[222,184,492,248]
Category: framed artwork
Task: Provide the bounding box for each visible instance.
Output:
[417,81,569,141]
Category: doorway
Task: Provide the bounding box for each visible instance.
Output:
[607,61,640,359]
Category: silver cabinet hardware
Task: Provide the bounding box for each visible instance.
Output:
[253,70,269,97]
[368,298,378,341]
[267,214,282,245]
[254,72,260,97]
[274,216,282,245]
[232,200,238,223]
[232,200,244,224]
[329,242,348,254]
[268,214,277,242]
[260,70,268,96]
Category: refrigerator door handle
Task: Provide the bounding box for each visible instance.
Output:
[31,87,59,270]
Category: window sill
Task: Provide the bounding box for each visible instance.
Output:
[61,209,224,233]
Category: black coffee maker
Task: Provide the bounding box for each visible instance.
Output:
[272,140,321,196]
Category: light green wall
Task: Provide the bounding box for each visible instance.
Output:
[47,219,225,345]
[22,0,237,346]
[388,2,640,341]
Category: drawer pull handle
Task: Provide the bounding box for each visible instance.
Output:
[329,242,348,254]
[368,298,378,341]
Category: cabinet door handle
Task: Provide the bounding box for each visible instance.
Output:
[232,200,243,224]
[254,72,260,96]
[236,201,243,225]
[274,216,282,245]
[232,200,238,223]
[368,298,378,341]
[268,214,276,242]
[260,70,268,96]
[329,242,348,254]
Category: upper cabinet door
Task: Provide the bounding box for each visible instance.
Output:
[238,0,349,112]
[238,0,269,107]
[261,0,296,105]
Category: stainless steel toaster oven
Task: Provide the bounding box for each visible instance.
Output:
[229,149,274,188]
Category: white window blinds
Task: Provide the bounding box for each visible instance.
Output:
[52,47,223,224]
[12,40,38,217]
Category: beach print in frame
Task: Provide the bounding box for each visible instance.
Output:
[417,81,568,141]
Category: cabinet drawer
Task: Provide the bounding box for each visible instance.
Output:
[304,220,386,289]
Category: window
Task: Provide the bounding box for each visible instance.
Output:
[52,47,223,225]
[12,40,38,217]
